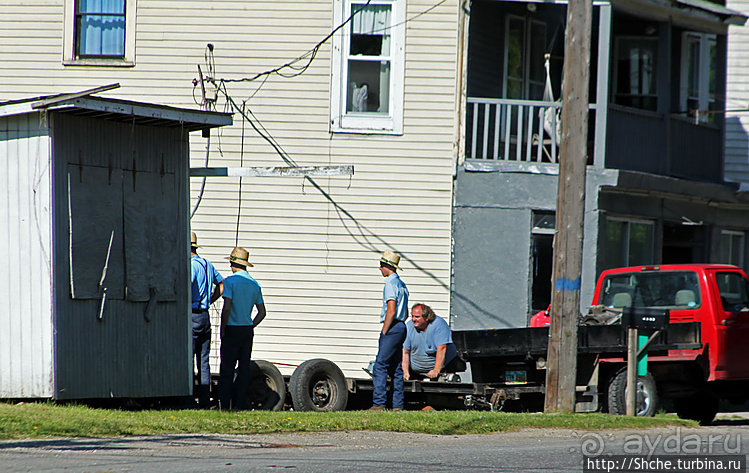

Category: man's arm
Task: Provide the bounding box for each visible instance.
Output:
[402,349,411,381]
[253,303,266,327]
[382,299,396,335]
[210,281,223,304]
[427,344,447,379]
[220,297,232,339]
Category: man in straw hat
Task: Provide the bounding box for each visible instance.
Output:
[218,246,266,410]
[190,232,224,408]
[369,250,409,411]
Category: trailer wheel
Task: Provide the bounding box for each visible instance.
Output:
[606,368,657,417]
[289,359,348,411]
[247,360,286,411]
[675,393,718,425]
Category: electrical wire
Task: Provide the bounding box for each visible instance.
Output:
[219,0,373,85]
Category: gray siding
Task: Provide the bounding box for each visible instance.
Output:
[51,114,191,399]
[0,113,54,398]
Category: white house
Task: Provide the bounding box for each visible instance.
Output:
[0,0,461,381]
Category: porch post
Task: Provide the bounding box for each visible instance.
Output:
[593,3,611,168]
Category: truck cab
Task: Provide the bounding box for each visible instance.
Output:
[592,264,749,423]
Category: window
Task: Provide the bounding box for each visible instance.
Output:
[614,37,658,111]
[531,212,555,313]
[504,16,547,100]
[720,230,745,267]
[331,0,405,134]
[63,0,136,66]
[602,218,655,270]
[680,33,717,123]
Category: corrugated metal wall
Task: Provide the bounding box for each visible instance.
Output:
[51,113,191,400]
[0,112,55,398]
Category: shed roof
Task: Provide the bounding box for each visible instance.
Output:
[0,92,232,133]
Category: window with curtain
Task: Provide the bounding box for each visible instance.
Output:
[347,4,391,114]
[75,0,126,58]
[331,0,405,134]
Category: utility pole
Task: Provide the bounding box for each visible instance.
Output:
[545,0,592,413]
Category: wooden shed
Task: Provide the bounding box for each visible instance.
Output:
[0,92,231,400]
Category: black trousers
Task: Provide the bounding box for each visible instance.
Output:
[218,325,254,410]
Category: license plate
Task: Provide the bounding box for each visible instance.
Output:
[505,370,527,385]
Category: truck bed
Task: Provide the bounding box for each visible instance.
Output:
[453,322,702,361]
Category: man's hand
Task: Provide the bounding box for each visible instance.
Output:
[426,369,440,379]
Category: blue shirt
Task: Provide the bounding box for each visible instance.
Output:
[404,316,458,373]
[191,254,224,311]
[381,273,409,323]
[223,270,264,326]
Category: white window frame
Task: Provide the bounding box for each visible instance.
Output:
[679,32,716,124]
[63,0,137,67]
[330,0,405,134]
[720,230,745,266]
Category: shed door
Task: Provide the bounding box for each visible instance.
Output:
[67,165,177,302]
[67,165,125,299]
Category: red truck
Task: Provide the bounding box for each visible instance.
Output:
[588,263,749,424]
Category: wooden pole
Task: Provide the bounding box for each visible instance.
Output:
[544,0,592,413]
[626,327,638,416]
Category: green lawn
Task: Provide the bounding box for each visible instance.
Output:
[0,402,696,440]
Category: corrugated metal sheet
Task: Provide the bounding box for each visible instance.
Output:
[0,112,54,398]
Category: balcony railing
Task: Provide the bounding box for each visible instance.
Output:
[466,97,562,163]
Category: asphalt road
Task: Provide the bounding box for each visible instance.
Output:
[1,416,748,473]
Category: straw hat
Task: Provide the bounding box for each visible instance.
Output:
[225,246,253,267]
[190,232,200,248]
[379,250,401,270]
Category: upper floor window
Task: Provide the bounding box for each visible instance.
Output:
[504,15,547,100]
[76,0,126,57]
[681,33,716,124]
[614,37,658,111]
[63,0,136,66]
[331,0,405,134]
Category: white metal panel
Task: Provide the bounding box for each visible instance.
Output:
[0,0,458,380]
[0,113,54,397]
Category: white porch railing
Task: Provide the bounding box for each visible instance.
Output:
[466,97,562,163]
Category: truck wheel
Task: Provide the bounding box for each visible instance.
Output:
[606,368,657,417]
[247,360,286,411]
[289,359,348,411]
[675,394,718,425]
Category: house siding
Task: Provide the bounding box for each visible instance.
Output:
[0,0,459,379]
[0,113,55,398]
[726,0,749,184]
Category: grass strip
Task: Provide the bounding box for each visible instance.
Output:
[0,402,696,440]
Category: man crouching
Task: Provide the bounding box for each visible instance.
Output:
[402,303,461,380]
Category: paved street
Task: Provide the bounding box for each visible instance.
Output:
[1,416,748,473]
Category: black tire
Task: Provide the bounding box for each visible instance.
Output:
[247,360,286,411]
[675,393,719,425]
[289,359,348,411]
[606,368,658,417]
